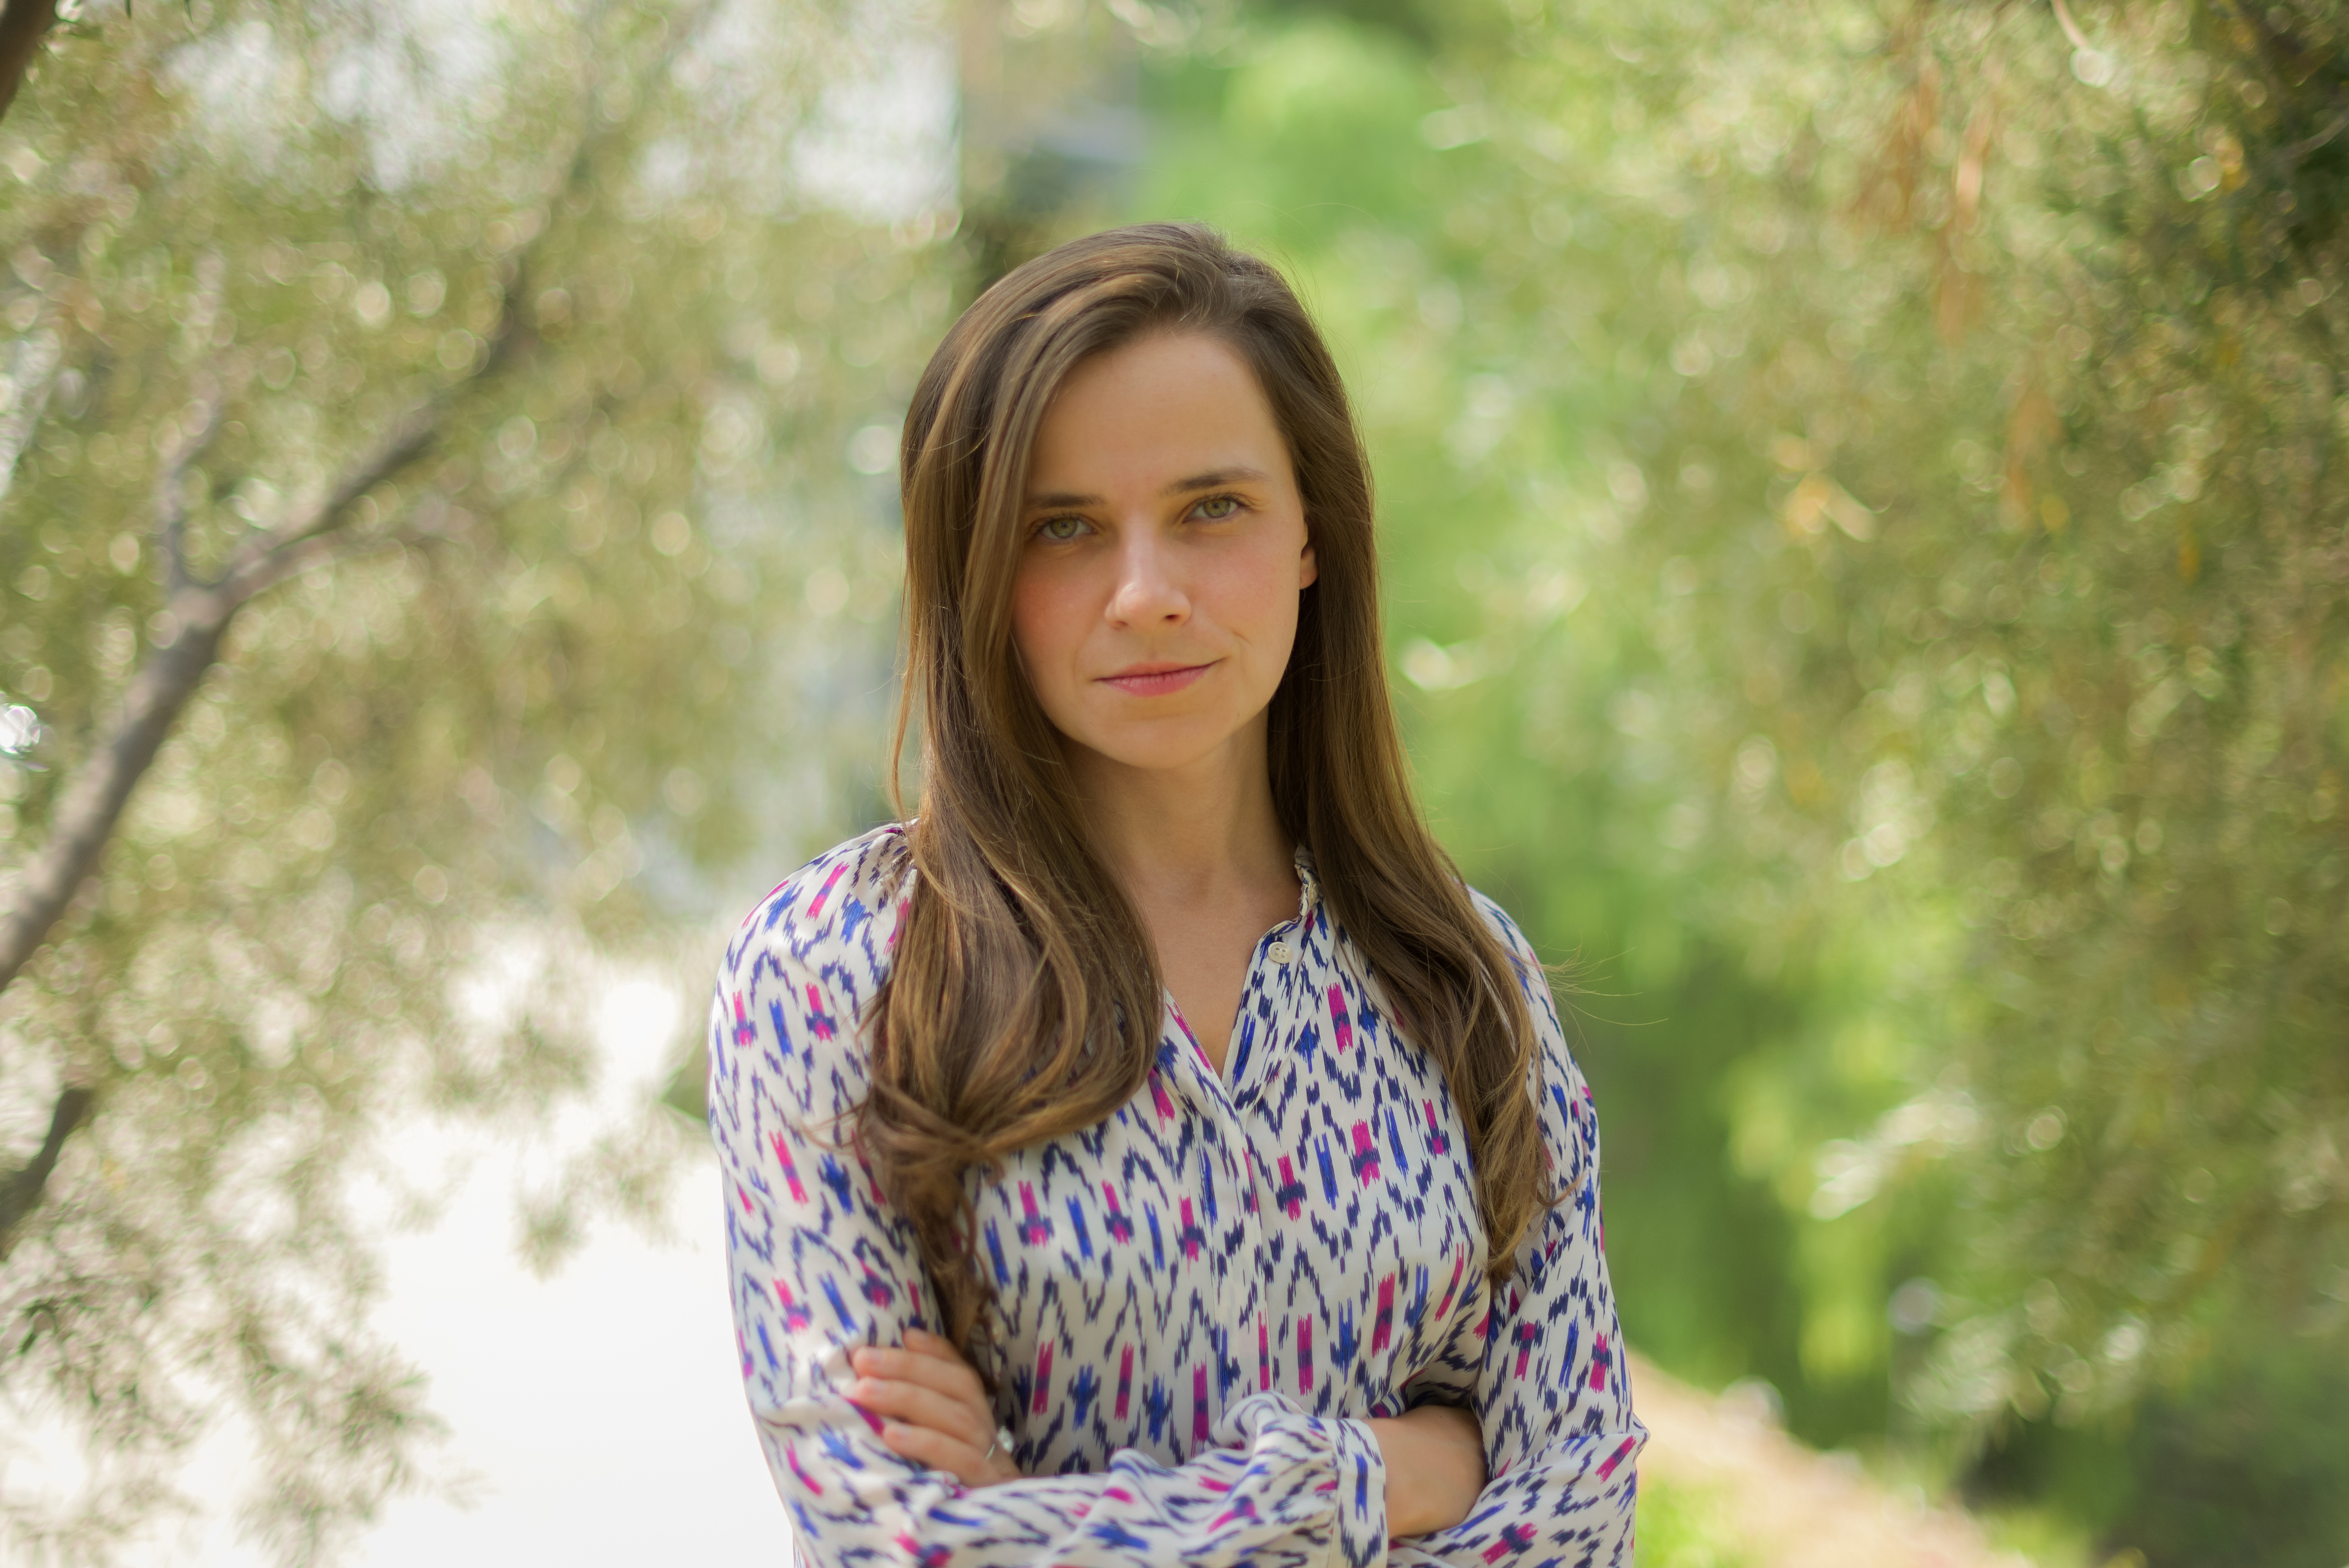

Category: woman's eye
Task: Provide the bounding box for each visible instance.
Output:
[1193,495,1241,522]
[1037,515,1090,542]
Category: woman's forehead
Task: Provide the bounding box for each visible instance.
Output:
[1026,334,1290,496]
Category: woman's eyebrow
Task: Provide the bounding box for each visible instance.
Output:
[1022,467,1272,511]
[1163,466,1268,495]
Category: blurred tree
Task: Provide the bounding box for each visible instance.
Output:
[0,0,943,1558]
[1459,0,2349,1444]
[0,0,62,121]
[1117,0,2348,1555]
[1125,0,1861,1435]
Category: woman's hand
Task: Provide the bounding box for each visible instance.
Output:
[847,1327,1021,1488]
[1367,1402,1486,1538]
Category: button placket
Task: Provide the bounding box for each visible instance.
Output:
[1208,939,1295,1407]
[1238,909,1315,1402]
[1162,986,1252,1404]
[1236,1132,1274,1397]
[1173,867,1317,1410]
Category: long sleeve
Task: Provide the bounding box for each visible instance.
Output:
[709,835,1392,1568]
[1388,898,1644,1568]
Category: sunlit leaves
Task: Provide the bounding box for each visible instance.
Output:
[1130,0,2348,1479]
[0,0,951,1556]
[1456,0,2349,1438]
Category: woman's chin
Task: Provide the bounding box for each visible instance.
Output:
[1066,720,1261,780]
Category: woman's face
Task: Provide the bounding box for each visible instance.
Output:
[1010,331,1318,779]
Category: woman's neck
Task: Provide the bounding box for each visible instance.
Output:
[1064,715,1294,911]
[1065,715,1302,1069]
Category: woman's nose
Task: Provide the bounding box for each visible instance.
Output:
[1105,531,1190,628]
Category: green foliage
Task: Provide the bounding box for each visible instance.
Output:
[0,0,935,1556]
[1459,0,2349,1439]
[1972,1311,2349,1567]
[5,0,2341,1559]
[1127,0,1885,1441]
[1634,1474,1754,1568]
[1123,0,2349,1554]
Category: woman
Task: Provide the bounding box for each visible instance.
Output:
[709,223,1642,1567]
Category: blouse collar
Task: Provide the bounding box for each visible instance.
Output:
[1290,843,1322,922]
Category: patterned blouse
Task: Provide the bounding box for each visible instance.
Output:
[708,823,1643,1568]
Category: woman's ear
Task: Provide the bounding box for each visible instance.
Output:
[1299,537,1319,589]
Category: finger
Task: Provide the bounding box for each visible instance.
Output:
[875,1408,1020,1491]
[851,1377,995,1448]
[854,1344,988,1405]
[903,1328,980,1374]
[852,1348,981,1409]
[879,1419,987,1487]
[866,1334,974,1380]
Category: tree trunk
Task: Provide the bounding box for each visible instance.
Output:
[0,591,231,995]
[0,0,60,125]
[0,1084,91,1255]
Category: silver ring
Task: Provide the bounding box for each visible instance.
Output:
[981,1433,1001,1463]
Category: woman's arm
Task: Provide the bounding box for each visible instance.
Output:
[1367,1406,1487,1537]
[711,840,1394,1568]
[1382,897,1644,1568]
[862,1333,1486,1534]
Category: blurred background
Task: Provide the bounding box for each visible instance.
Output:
[0,0,2343,1564]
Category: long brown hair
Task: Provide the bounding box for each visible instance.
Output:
[866,223,1550,1374]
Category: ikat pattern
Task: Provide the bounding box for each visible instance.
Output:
[710,824,1643,1568]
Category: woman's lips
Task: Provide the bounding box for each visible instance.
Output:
[1098,661,1215,696]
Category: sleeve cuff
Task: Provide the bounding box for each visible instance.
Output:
[1206,1393,1388,1568]
[1327,1414,1389,1568]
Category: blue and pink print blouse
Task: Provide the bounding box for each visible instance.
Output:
[708,824,1643,1567]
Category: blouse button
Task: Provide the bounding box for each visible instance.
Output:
[1268,941,1296,965]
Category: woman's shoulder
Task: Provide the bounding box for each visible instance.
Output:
[719,821,915,994]
[1459,882,1546,983]
[710,826,911,1147]
[1458,881,1595,1156]
[1457,882,1565,1041]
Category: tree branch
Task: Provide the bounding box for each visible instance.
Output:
[2047,0,2096,56]
[0,1083,91,1257]
[154,382,225,596]
[0,393,446,999]
[217,409,440,598]
[0,3,667,997]
[234,483,451,605]
[0,0,60,126]
[0,0,722,1197]
[0,583,234,994]
[2279,106,2349,164]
